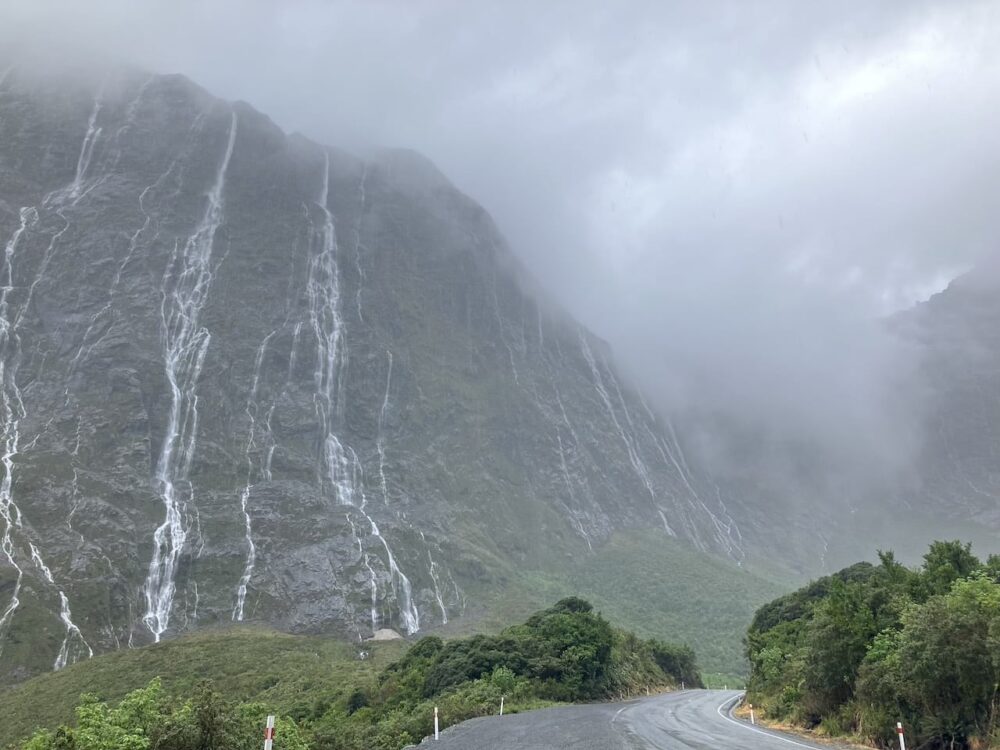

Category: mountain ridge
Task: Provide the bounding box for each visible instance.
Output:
[0,64,751,681]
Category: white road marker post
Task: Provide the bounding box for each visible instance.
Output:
[897,722,906,750]
[500,695,505,716]
[263,715,276,750]
[750,704,756,725]
[434,706,440,740]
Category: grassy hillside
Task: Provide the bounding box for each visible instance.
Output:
[444,529,786,676]
[1,530,785,744]
[3,599,701,749]
[1,628,407,744]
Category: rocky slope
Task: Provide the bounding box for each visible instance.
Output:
[0,65,748,680]
[891,263,1000,531]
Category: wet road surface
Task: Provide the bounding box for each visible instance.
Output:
[416,689,830,750]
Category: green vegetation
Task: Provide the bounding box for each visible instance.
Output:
[6,598,701,750]
[746,541,1000,750]
[447,529,786,675]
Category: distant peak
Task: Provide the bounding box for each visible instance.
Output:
[373,148,453,191]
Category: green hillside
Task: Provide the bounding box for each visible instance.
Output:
[444,529,786,677]
[1,628,407,744]
[3,599,701,749]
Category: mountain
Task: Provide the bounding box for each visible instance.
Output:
[890,264,1000,531]
[0,65,762,681]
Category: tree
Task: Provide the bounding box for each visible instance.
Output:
[922,541,981,596]
[896,574,1000,748]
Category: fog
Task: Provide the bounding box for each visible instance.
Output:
[4,0,999,470]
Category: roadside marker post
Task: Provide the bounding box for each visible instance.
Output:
[897,722,906,750]
[434,706,440,740]
[500,696,505,716]
[750,704,756,725]
[263,715,276,750]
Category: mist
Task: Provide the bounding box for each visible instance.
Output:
[4,0,999,473]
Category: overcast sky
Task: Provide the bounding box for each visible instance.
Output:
[3,0,999,455]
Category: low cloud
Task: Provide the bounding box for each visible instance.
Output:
[3,0,998,468]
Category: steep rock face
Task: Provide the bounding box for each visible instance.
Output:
[0,67,745,679]
[892,266,1000,530]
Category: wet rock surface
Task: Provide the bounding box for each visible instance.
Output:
[0,66,747,680]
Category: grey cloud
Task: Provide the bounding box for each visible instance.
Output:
[3,0,998,467]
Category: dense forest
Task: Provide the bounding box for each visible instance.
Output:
[12,598,700,750]
[746,541,1000,749]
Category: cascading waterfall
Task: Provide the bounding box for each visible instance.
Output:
[533,323,603,548]
[232,331,276,620]
[143,111,238,641]
[578,333,662,517]
[419,531,448,624]
[0,209,37,648]
[69,96,103,201]
[28,543,93,669]
[556,431,592,550]
[369,517,418,633]
[307,153,420,635]
[632,389,744,559]
[663,418,743,559]
[344,512,380,633]
[1,185,93,661]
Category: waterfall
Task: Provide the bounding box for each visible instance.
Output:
[307,152,420,635]
[143,111,238,641]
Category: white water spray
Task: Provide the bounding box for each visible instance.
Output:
[307,153,420,634]
[578,333,659,510]
[233,331,277,621]
[420,532,449,624]
[143,112,238,641]
[0,209,37,651]
[70,96,103,200]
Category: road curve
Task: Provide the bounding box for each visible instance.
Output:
[416,689,833,750]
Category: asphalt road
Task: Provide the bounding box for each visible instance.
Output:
[416,689,832,750]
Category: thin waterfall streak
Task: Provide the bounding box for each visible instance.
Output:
[490,270,519,384]
[29,539,92,668]
[353,165,368,323]
[144,112,237,641]
[14,210,69,332]
[0,207,38,649]
[69,162,178,377]
[418,530,449,624]
[364,553,379,633]
[54,591,93,670]
[70,95,103,200]
[370,518,419,634]
[307,153,418,632]
[233,330,276,620]
[377,350,393,503]
[233,483,256,622]
[427,554,448,624]
[288,321,303,380]
[578,333,657,503]
[556,431,592,550]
